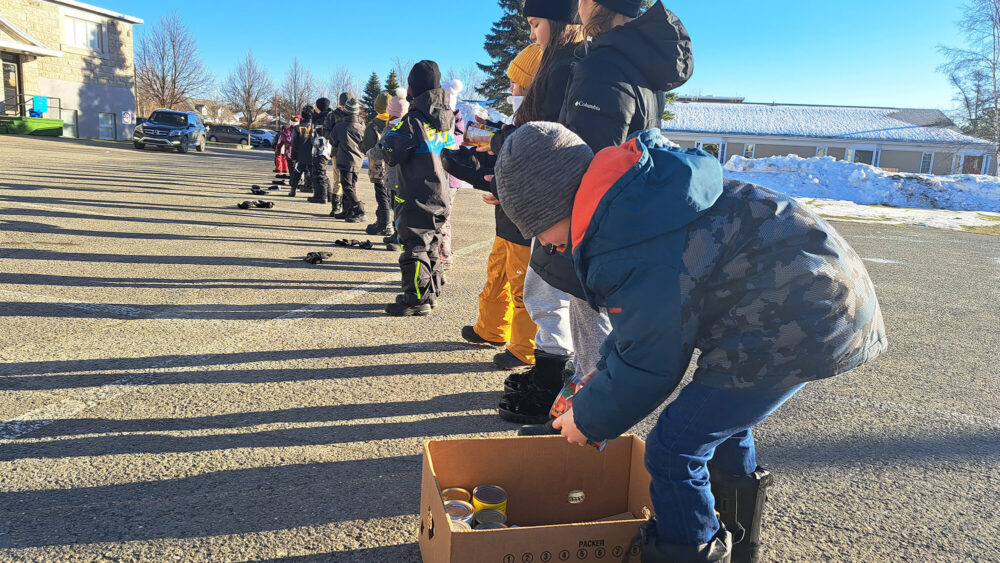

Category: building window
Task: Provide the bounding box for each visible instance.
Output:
[65,16,105,51]
[743,144,755,159]
[98,112,116,140]
[696,140,727,163]
[920,152,934,174]
[850,146,881,166]
[62,109,78,138]
[816,147,828,158]
[953,153,990,175]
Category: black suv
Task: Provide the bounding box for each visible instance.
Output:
[133,110,207,153]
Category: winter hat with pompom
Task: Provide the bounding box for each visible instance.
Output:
[442,78,464,110]
[507,44,543,91]
[344,97,360,115]
[495,122,594,239]
[387,88,409,118]
[374,92,391,115]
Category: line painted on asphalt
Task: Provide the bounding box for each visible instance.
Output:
[862,258,905,265]
[0,289,154,318]
[0,239,494,443]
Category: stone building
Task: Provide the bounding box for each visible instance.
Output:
[664,99,997,176]
[0,0,141,139]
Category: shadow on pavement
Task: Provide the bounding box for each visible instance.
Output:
[0,273,392,291]
[0,413,505,461]
[27,391,499,437]
[0,342,477,377]
[0,360,498,392]
[0,455,424,549]
[0,301,394,321]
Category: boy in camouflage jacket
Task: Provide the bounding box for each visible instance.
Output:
[495,123,888,563]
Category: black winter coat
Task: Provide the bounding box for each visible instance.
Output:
[442,147,530,247]
[362,116,388,154]
[290,117,314,170]
[559,2,693,152]
[332,114,366,173]
[312,108,334,142]
[380,89,457,217]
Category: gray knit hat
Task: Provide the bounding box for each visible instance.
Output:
[495,122,595,239]
[344,97,360,115]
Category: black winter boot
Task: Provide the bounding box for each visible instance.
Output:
[498,354,566,425]
[626,520,732,563]
[709,466,773,563]
[504,351,573,393]
[366,209,391,235]
[328,194,343,217]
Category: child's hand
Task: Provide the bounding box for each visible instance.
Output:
[552,408,589,446]
[482,193,499,205]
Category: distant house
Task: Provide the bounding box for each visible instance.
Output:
[0,0,142,139]
[185,98,238,126]
[663,99,997,176]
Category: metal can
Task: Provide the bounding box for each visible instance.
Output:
[474,508,507,528]
[472,485,508,515]
[444,500,475,527]
[441,487,471,503]
[476,522,508,530]
[451,520,472,531]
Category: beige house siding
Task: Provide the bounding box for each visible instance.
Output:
[878,150,924,173]
[752,144,816,159]
[0,0,139,139]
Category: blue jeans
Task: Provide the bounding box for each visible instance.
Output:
[645,380,805,546]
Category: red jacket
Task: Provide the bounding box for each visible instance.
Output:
[276,124,295,159]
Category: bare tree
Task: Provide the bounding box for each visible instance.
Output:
[275,57,319,121]
[221,51,275,129]
[939,0,1000,172]
[392,57,416,87]
[134,14,213,114]
[328,66,357,102]
[446,65,487,98]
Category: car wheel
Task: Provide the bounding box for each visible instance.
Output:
[133,142,145,150]
[196,135,206,152]
[209,136,218,143]
[239,138,249,146]
[263,140,272,148]
[177,136,189,154]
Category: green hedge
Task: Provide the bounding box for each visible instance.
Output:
[0,117,64,136]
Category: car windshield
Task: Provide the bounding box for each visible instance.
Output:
[148,112,187,127]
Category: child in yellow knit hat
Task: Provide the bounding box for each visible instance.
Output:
[507,43,543,111]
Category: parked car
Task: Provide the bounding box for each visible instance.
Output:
[206,125,251,145]
[133,110,207,153]
[250,129,278,147]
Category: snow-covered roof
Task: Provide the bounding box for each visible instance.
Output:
[664,102,992,147]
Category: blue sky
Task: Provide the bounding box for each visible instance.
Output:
[100,0,967,110]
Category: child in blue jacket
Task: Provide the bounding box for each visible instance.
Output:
[495,122,888,563]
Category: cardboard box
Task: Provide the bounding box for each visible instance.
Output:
[418,435,653,563]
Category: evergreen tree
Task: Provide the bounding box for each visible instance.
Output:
[662,92,679,122]
[476,0,531,113]
[361,72,382,120]
[384,70,401,94]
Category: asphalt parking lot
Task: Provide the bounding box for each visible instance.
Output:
[1,135,998,562]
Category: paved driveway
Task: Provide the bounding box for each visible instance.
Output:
[0,136,997,561]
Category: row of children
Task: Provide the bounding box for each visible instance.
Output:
[435,1,888,562]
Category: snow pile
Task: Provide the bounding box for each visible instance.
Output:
[724,155,1000,213]
[456,100,511,127]
[793,198,1000,231]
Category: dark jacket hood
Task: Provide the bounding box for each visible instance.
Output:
[572,130,723,300]
[589,1,693,92]
[410,88,455,132]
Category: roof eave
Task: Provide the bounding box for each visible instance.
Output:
[0,39,63,58]
[45,0,143,24]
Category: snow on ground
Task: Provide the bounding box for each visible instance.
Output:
[724,155,1000,230]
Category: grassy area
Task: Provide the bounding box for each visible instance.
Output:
[821,215,893,223]
[975,213,1000,222]
[961,224,1000,235]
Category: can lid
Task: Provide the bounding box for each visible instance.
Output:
[444,500,474,519]
[473,485,507,504]
[476,522,508,530]
[451,520,472,531]
[474,508,507,525]
[441,487,471,502]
